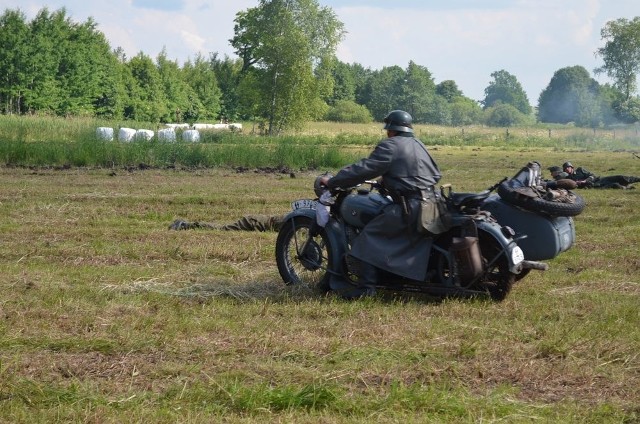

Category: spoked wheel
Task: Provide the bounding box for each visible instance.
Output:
[472,234,517,301]
[275,216,332,292]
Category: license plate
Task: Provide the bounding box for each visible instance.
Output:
[291,199,317,210]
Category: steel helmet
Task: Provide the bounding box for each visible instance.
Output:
[383,110,413,133]
[562,161,573,170]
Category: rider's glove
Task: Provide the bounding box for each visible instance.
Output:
[316,191,334,227]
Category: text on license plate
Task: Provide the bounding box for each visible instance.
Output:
[291,199,317,210]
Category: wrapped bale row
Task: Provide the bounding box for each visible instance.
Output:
[96,127,200,142]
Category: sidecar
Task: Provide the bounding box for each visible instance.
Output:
[482,195,575,260]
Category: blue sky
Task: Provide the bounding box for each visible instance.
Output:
[1,0,638,103]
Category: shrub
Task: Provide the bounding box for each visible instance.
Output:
[324,100,373,123]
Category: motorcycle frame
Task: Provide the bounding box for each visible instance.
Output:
[282,203,524,285]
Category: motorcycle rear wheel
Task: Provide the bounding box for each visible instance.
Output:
[275,216,332,293]
[473,234,517,301]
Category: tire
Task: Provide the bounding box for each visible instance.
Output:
[275,216,331,293]
[497,183,585,217]
[472,233,517,301]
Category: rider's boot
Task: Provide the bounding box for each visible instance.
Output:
[349,261,377,299]
[330,257,377,300]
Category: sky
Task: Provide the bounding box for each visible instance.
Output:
[1,0,638,104]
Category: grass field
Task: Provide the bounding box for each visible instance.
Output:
[0,146,638,422]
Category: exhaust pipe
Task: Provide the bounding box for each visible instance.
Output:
[521,260,549,271]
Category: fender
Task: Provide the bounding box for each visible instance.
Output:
[472,217,524,274]
[282,208,349,274]
[453,215,524,274]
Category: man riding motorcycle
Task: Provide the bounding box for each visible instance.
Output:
[319,110,442,298]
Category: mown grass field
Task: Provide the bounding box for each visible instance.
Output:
[0,139,638,422]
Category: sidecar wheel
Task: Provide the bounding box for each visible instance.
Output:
[473,234,517,301]
[275,216,331,293]
[497,183,585,217]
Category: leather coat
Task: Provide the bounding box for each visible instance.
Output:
[327,134,441,281]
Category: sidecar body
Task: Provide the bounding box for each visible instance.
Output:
[482,195,575,261]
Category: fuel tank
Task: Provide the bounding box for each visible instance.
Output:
[339,191,392,228]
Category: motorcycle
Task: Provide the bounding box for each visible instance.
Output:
[275,162,583,301]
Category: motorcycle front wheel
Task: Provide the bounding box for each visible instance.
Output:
[275,216,332,293]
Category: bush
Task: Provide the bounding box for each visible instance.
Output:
[484,103,533,127]
[324,100,373,123]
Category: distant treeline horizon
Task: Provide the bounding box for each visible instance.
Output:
[1,6,639,132]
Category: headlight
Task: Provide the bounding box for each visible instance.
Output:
[511,246,524,265]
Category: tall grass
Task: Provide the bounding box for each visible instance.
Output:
[0,115,639,169]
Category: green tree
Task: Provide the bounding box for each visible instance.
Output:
[57,17,118,116]
[449,98,483,126]
[595,17,640,101]
[482,70,532,115]
[157,50,205,123]
[363,65,406,121]
[537,66,603,126]
[350,62,374,106]
[231,0,344,134]
[402,61,437,123]
[123,53,168,122]
[597,83,622,125]
[0,9,29,114]
[436,80,463,102]
[23,8,68,113]
[182,54,222,122]
[326,60,356,105]
[92,47,130,119]
[210,53,242,121]
[612,96,640,123]
[1,7,124,117]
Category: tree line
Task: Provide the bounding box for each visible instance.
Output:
[1,2,639,134]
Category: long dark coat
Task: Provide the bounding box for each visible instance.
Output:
[327,134,441,281]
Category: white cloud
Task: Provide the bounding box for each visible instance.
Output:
[329,0,624,100]
[0,0,635,102]
[180,29,206,55]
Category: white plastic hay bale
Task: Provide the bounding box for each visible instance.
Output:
[229,123,243,131]
[213,123,229,130]
[182,129,200,142]
[135,129,154,141]
[158,127,176,142]
[165,123,190,129]
[96,127,114,141]
[193,123,215,130]
[118,127,137,142]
